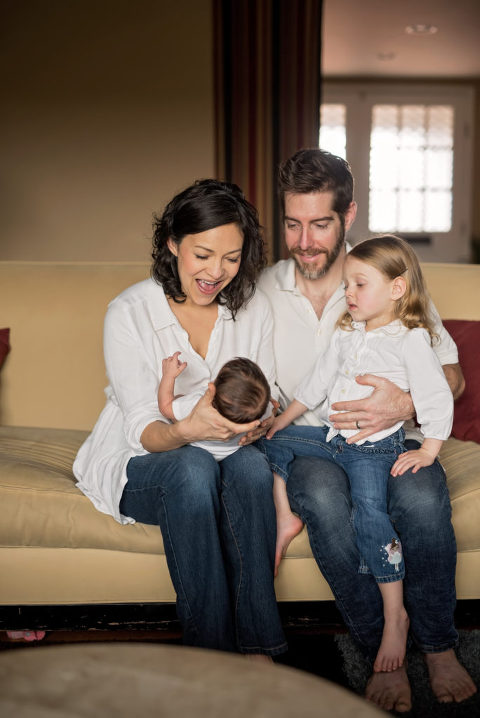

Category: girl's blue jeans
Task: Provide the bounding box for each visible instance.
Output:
[257,425,406,582]
[257,428,457,662]
[120,444,287,656]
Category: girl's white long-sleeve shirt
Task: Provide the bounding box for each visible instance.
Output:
[294,320,453,445]
[73,278,277,523]
[258,258,458,435]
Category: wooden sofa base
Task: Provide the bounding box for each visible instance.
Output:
[2,600,479,635]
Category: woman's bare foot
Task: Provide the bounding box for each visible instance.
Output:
[275,513,304,576]
[373,608,409,673]
[366,663,412,713]
[424,649,477,703]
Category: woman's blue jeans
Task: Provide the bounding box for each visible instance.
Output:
[258,425,406,582]
[279,438,458,662]
[120,444,287,656]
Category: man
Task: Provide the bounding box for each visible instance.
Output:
[257,149,476,712]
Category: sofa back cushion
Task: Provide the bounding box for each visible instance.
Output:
[0,261,479,430]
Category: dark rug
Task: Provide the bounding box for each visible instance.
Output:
[335,630,480,716]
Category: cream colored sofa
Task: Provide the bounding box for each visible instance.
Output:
[1,261,479,627]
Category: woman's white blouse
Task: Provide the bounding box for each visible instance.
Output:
[294,320,454,445]
[73,279,276,524]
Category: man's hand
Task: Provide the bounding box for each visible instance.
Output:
[329,374,414,444]
[239,398,279,446]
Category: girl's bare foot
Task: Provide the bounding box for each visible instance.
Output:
[373,609,409,673]
[424,649,477,703]
[275,513,304,576]
[366,664,412,713]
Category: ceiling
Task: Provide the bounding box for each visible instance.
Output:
[322,0,480,78]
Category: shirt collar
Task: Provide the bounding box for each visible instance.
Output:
[147,280,230,331]
[148,282,175,330]
[274,258,298,292]
[274,242,353,294]
[351,318,407,335]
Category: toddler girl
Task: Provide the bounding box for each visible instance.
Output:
[258,235,453,674]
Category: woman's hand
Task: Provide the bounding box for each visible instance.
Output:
[238,398,279,446]
[183,383,261,444]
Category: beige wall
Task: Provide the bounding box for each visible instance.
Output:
[0,0,215,261]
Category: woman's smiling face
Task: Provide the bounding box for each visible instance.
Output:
[167,223,244,306]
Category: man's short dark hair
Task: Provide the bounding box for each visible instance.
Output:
[278,148,354,217]
[213,358,270,424]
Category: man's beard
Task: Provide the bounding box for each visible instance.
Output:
[290,226,345,280]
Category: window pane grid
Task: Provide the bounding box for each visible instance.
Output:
[369,104,454,233]
[319,104,346,159]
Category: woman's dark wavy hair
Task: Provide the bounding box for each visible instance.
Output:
[151,179,267,318]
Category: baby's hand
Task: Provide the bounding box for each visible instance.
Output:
[162,352,187,378]
[390,448,436,476]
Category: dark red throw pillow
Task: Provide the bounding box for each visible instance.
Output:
[0,328,10,368]
[443,320,480,444]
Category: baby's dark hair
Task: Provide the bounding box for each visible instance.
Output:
[212,358,271,424]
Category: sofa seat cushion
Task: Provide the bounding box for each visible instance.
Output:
[438,437,480,552]
[2,429,479,560]
[0,427,165,555]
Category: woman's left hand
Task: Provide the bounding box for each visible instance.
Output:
[239,399,279,446]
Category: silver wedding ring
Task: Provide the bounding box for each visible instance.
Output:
[356,420,361,430]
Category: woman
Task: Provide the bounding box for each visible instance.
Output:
[73,179,287,657]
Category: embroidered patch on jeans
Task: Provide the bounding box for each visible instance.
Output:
[384,538,402,572]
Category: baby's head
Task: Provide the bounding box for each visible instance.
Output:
[212,358,270,424]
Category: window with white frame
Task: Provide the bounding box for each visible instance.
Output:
[319,84,474,263]
[319,104,346,160]
[369,104,454,233]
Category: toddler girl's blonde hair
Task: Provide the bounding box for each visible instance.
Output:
[338,235,437,342]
